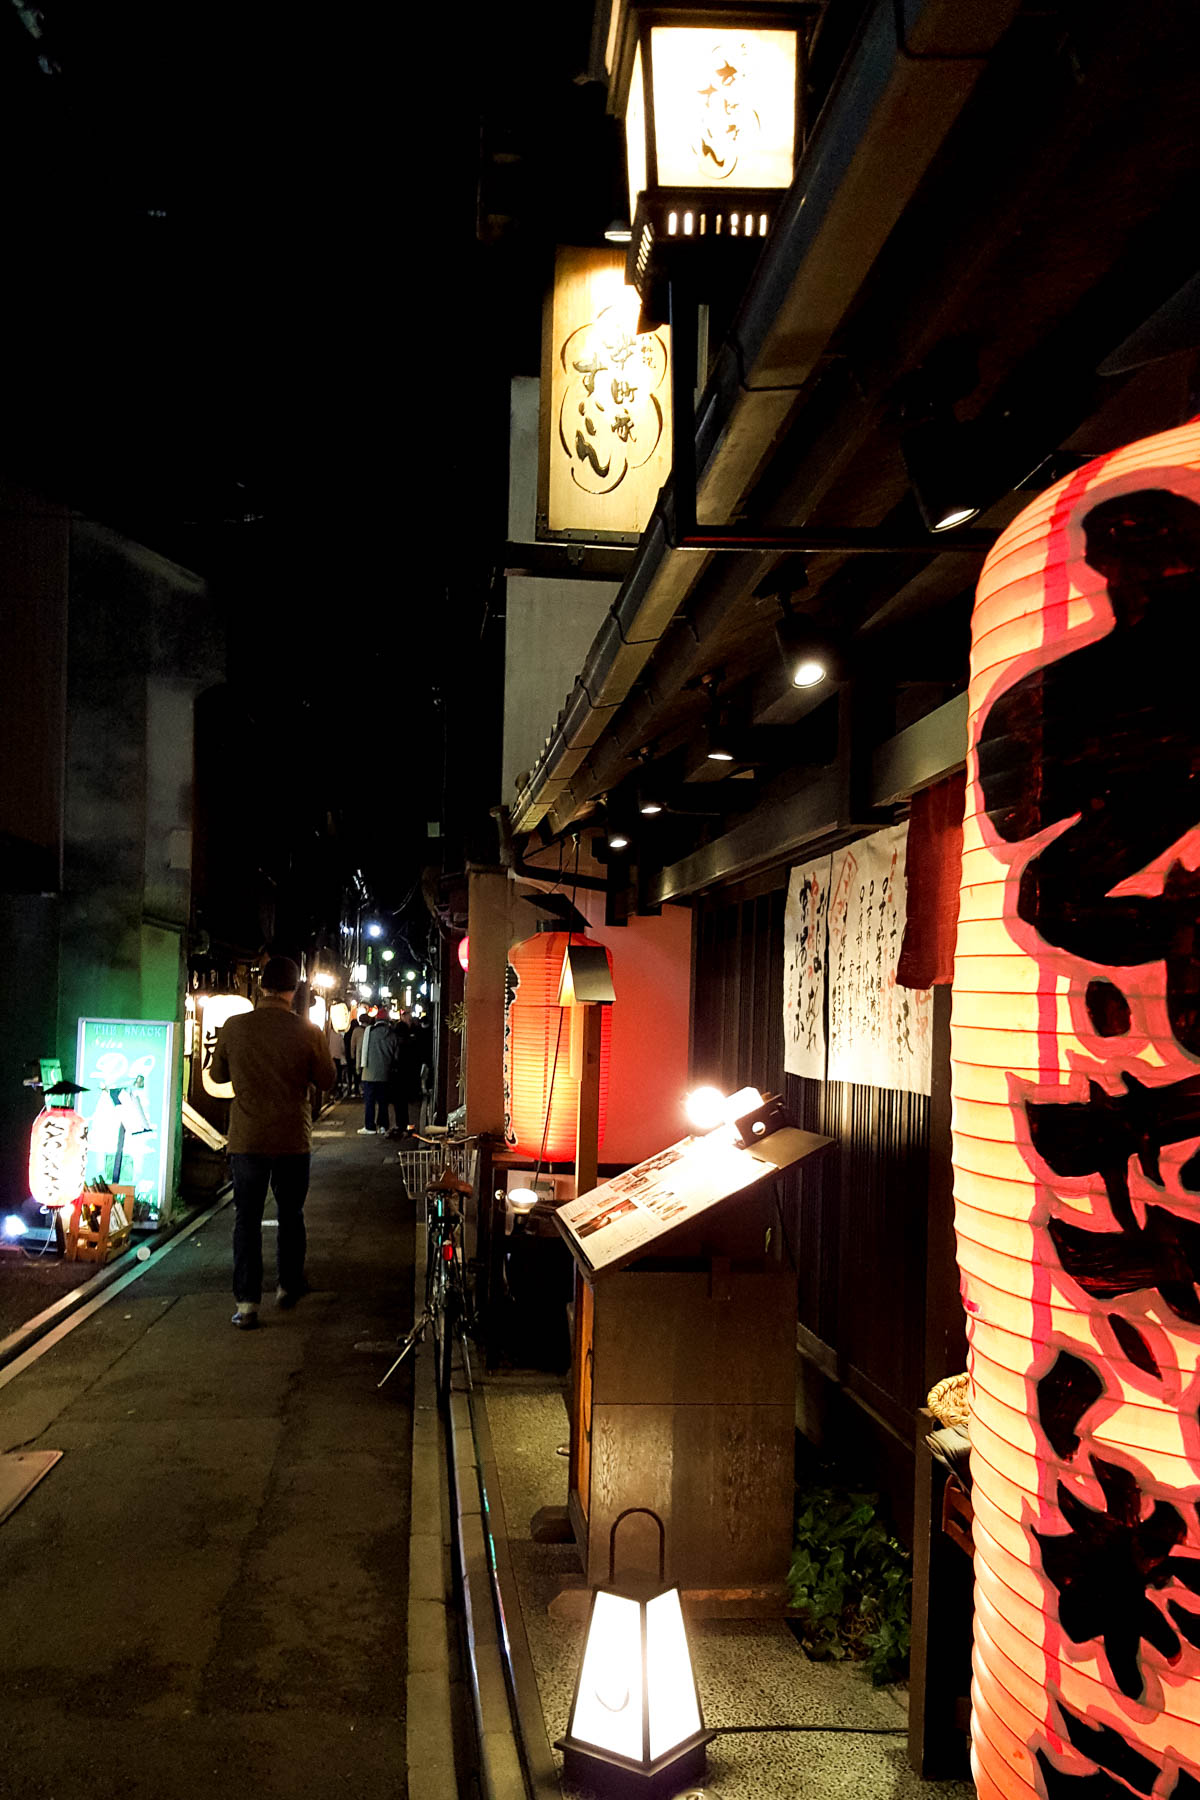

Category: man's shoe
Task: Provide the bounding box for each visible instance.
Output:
[356,1126,376,1135]
[231,1305,259,1330]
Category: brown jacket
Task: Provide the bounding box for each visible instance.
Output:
[210,998,336,1154]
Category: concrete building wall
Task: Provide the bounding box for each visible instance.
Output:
[575,890,694,1168]
[54,523,221,1214]
[502,575,617,801]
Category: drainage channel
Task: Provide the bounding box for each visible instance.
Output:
[0,1187,233,1392]
[447,1318,561,1800]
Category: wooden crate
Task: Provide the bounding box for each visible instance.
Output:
[65,1187,134,1263]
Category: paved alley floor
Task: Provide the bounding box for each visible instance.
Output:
[0,1106,415,1800]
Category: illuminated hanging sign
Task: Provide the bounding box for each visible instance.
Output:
[76,1018,177,1225]
[539,246,672,543]
[28,1107,87,1210]
[625,27,797,197]
[198,995,253,1098]
[952,420,1200,1797]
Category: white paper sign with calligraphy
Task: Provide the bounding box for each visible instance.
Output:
[827,822,932,1095]
[540,246,672,542]
[783,855,830,1080]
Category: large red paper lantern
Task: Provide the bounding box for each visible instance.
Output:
[953,420,1200,1797]
[506,932,613,1162]
[29,1107,88,1210]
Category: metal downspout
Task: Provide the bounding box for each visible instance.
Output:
[510,0,1019,838]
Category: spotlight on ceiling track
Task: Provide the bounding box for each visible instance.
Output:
[900,401,984,534]
[774,600,845,690]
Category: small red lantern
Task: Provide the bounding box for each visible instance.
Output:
[506,932,613,1160]
[29,1106,88,1211]
[458,935,470,974]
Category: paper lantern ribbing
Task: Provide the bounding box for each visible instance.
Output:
[29,1107,87,1210]
[953,419,1200,1798]
[506,932,612,1162]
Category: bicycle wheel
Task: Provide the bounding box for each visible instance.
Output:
[424,1196,448,1314]
[436,1286,459,1405]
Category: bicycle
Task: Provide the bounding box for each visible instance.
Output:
[379,1161,475,1402]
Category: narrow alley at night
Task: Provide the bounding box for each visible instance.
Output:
[3,4,1200,1800]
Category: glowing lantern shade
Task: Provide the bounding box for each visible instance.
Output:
[952,420,1200,1797]
[608,3,801,315]
[330,1002,351,1035]
[505,932,612,1161]
[29,1107,87,1210]
[457,935,469,975]
[200,994,253,1098]
[558,1508,712,1793]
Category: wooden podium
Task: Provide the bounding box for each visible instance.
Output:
[556,1115,832,1615]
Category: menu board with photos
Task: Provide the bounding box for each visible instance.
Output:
[556,1120,830,1277]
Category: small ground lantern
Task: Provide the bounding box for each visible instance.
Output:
[606,1,803,323]
[559,1508,712,1795]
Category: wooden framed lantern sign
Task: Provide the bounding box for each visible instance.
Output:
[538,245,673,543]
[602,2,803,323]
[952,419,1200,1799]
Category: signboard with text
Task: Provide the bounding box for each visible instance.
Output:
[75,1018,177,1224]
[556,1121,830,1278]
[538,246,672,543]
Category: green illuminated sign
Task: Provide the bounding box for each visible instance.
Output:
[75,1019,177,1224]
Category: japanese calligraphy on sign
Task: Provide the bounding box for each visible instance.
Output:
[782,855,830,1080]
[826,823,932,1095]
[540,247,672,542]
[952,425,1200,1799]
[649,28,797,191]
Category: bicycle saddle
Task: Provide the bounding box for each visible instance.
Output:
[428,1166,472,1197]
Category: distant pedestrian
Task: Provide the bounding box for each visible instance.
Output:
[357,1009,402,1135]
[390,1022,424,1137]
[345,1014,365,1098]
[327,1018,348,1095]
[211,955,336,1329]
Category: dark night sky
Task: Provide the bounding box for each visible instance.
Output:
[0,2,609,913]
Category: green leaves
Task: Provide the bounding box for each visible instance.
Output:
[787,1482,912,1684]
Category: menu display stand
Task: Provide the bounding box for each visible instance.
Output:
[554,1116,832,1616]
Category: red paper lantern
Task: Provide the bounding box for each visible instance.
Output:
[953,420,1200,1796]
[458,935,470,974]
[506,932,613,1161]
[29,1107,88,1210]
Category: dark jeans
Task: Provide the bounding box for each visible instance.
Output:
[362,1080,390,1130]
[231,1152,311,1303]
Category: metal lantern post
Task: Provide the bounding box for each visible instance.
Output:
[558,1507,713,1794]
[558,942,617,1198]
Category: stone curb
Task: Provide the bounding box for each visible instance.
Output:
[406,1213,459,1800]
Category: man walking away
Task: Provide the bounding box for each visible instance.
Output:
[211,956,336,1329]
[358,1009,402,1135]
